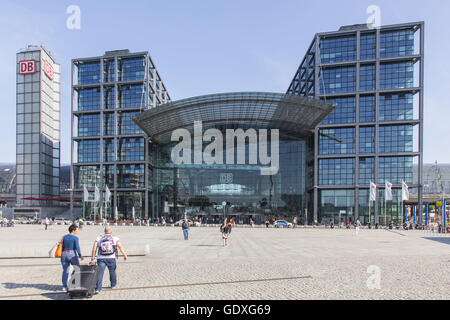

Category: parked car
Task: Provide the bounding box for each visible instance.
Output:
[274,220,293,228]
[174,219,193,226]
[54,218,69,225]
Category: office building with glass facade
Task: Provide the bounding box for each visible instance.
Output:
[16,45,61,207]
[287,22,424,225]
[71,50,170,220]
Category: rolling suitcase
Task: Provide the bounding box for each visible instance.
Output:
[67,264,100,298]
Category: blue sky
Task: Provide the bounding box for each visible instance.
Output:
[0,0,449,164]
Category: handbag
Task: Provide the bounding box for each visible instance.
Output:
[54,240,63,258]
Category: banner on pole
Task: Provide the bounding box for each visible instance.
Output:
[385,181,393,201]
[402,180,409,201]
[94,185,100,202]
[83,186,89,202]
[105,185,111,202]
[370,182,377,201]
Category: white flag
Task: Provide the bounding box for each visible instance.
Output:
[385,181,393,201]
[83,186,89,202]
[370,182,377,201]
[402,180,409,201]
[94,185,100,202]
[105,185,111,202]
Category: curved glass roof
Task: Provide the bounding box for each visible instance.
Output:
[133,92,335,143]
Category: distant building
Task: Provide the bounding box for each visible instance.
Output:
[287,22,424,224]
[16,45,61,207]
[71,49,170,220]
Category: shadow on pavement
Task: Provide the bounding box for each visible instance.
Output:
[2,283,62,291]
[422,237,450,245]
[192,244,222,247]
[1,283,69,300]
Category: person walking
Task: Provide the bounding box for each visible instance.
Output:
[58,224,83,292]
[44,217,49,230]
[89,226,128,294]
[227,218,233,235]
[182,219,190,240]
[220,220,229,246]
[293,216,297,228]
[355,218,361,236]
[250,218,254,228]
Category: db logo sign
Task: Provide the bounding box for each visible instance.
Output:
[19,60,35,75]
[44,60,54,80]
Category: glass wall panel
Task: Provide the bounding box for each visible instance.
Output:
[379,93,413,121]
[77,88,100,111]
[319,189,355,224]
[359,127,375,154]
[78,62,100,85]
[117,164,144,188]
[319,128,355,155]
[319,158,355,185]
[380,29,414,58]
[360,32,376,60]
[77,140,100,163]
[321,96,355,124]
[380,62,414,90]
[320,66,356,94]
[320,35,356,63]
[378,156,413,184]
[379,125,413,153]
[359,95,375,123]
[78,114,100,137]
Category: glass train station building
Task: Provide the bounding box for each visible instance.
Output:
[72,22,424,225]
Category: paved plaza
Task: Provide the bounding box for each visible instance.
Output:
[0,224,448,300]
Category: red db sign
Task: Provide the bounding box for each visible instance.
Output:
[19,60,35,75]
[44,60,54,80]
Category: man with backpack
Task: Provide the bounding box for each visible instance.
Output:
[89,226,128,294]
[182,219,190,240]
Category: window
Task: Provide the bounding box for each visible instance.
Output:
[359,95,375,123]
[321,97,355,124]
[320,35,356,63]
[319,158,355,185]
[320,66,356,94]
[118,112,142,135]
[379,93,413,121]
[117,138,144,161]
[78,114,100,137]
[104,113,115,136]
[380,29,414,58]
[359,64,375,91]
[319,128,355,155]
[380,62,414,90]
[118,84,144,109]
[78,140,100,163]
[359,157,375,185]
[103,87,115,109]
[78,62,100,85]
[360,32,376,60]
[378,157,413,184]
[117,164,144,188]
[78,88,100,111]
[359,127,375,154]
[118,57,145,82]
[379,125,413,153]
[103,139,115,162]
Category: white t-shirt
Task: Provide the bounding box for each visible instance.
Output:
[95,234,120,259]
